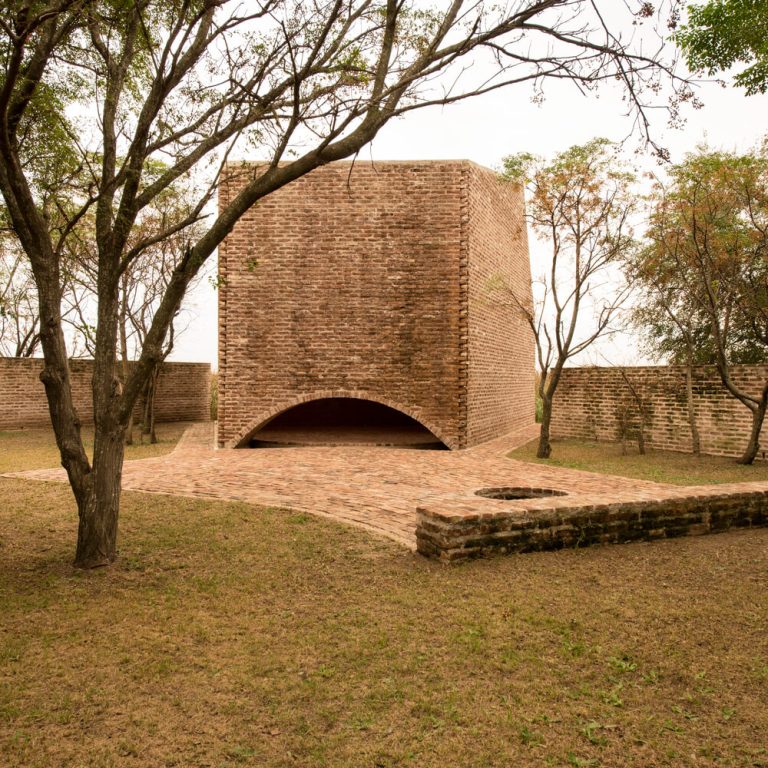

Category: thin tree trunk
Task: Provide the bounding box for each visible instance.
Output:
[120,335,133,446]
[537,396,553,458]
[737,397,767,465]
[636,419,646,455]
[141,378,151,437]
[147,365,160,444]
[119,275,133,445]
[685,361,701,456]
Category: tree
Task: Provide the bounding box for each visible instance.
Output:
[675,0,768,95]
[0,0,685,567]
[62,180,205,444]
[635,145,768,464]
[627,248,706,454]
[502,139,637,459]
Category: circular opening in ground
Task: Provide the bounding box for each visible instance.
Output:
[474,486,567,501]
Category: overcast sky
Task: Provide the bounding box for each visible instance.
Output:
[173,65,768,369]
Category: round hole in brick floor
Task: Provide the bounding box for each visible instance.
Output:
[474,486,567,500]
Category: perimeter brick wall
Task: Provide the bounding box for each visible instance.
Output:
[218,159,535,449]
[550,365,768,460]
[0,357,211,429]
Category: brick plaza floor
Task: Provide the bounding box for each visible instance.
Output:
[9,421,731,550]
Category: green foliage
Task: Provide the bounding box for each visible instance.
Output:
[675,0,768,94]
[630,144,768,366]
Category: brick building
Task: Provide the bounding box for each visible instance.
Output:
[217,160,535,449]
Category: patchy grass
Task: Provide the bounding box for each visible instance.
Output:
[509,438,768,486]
[0,422,191,474]
[1,433,767,767]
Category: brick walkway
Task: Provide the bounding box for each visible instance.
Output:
[7,421,719,549]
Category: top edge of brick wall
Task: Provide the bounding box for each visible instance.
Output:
[556,363,767,373]
[221,158,520,181]
[0,357,211,369]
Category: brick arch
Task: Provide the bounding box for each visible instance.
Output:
[230,389,457,449]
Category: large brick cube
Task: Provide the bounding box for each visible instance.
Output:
[217,160,534,449]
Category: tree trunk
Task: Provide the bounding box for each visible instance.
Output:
[74,420,126,567]
[537,397,553,458]
[119,277,133,445]
[685,361,701,456]
[737,397,767,465]
[636,419,646,455]
[141,378,151,438]
[147,366,160,444]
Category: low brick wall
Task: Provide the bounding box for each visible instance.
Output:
[416,485,768,561]
[550,365,768,460]
[0,357,211,429]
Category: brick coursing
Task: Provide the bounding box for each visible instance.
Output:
[466,164,534,445]
[550,365,768,460]
[0,357,211,429]
[416,486,768,561]
[217,160,535,449]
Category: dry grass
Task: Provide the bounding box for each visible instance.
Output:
[509,438,768,486]
[1,430,767,767]
[0,422,192,474]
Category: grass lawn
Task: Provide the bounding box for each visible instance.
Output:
[509,438,768,486]
[1,430,767,767]
[0,422,192,474]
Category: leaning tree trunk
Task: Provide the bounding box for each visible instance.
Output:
[147,368,158,444]
[119,286,133,446]
[685,361,701,456]
[737,395,767,465]
[141,364,161,444]
[536,370,563,459]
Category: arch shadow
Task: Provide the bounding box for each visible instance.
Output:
[231,390,456,449]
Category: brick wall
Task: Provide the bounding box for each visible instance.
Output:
[551,365,768,460]
[217,159,535,449]
[466,164,535,445]
[0,357,211,429]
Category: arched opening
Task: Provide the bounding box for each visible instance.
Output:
[245,398,448,449]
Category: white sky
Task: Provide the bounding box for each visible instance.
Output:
[173,69,768,369]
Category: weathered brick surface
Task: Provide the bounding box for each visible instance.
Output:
[0,357,211,429]
[550,365,768,460]
[217,160,535,449]
[416,485,768,561]
[466,164,534,444]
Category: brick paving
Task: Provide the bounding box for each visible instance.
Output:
[12,420,757,551]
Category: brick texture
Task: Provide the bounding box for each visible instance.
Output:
[550,365,768,460]
[217,160,535,449]
[416,485,768,561]
[0,357,211,429]
[466,163,534,445]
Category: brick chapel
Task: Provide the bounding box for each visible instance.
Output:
[216,160,535,450]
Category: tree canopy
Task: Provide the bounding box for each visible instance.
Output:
[0,0,686,566]
[502,138,638,458]
[675,0,768,94]
[631,144,768,462]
